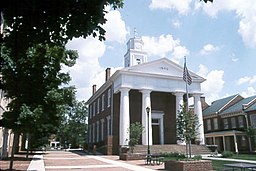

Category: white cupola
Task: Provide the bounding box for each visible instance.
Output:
[124,31,147,67]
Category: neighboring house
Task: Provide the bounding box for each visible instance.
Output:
[203,94,256,153]
[86,36,206,155]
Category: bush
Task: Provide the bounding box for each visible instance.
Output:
[193,155,202,160]
[161,152,186,160]
[222,151,234,158]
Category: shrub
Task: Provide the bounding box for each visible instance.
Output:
[193,155,202,160]
[222,151,234,158]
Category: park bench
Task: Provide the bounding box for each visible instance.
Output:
[145,154,164,165]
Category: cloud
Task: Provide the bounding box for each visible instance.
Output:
[197,64,225,103]
[200,44,219,55]
[172,20,182,28]
[149,0,192,15]
[236,75,256,85]
[103,8,129,43]
[142,34,189,62]
[199,0,256,48]
[241,87,256,98]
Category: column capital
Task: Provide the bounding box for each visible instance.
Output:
[119,87,130,93]
[192,93,203,97]
[173,91,185,96]
[140,89,152,94]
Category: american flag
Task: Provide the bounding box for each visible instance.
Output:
[183,60,192,85]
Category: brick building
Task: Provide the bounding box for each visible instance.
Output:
[86,36,206,154]
[203,94,256,153]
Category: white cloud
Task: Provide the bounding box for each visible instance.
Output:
[200,44,219,55]
[103,9,129,43]
[236,75,256,85]
[197,64,225,103]
[149,0,192,15]
[199,0,256,48]
[172,20,182,28]
[241,87,256,97]
[142,34,189,62]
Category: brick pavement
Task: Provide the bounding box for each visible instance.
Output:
[43,150,165,171]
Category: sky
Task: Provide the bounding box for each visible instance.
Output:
[64,0,256,105]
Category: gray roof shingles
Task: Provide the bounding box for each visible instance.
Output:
[203,94,239,116]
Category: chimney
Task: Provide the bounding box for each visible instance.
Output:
[92,84,97,95]
[105,68,111,82]
[200,96,209,110]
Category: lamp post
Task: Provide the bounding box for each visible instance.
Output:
[146,107,151,156]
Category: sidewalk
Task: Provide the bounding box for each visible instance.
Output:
[27,150,165,171]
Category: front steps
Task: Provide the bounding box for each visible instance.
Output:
[132,144,211,156]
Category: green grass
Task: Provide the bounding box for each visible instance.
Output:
[230,154,256,161]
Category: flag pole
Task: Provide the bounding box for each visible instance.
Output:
[184,56,189,112]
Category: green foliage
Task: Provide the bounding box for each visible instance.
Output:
[193,155,202,160]
[2,0,124,47]
[176,104,200,142]
[221,151,234,158]
[57,100,88,148]
[127,122,144,152]
[161,152,186,160]
[2,44,77,136]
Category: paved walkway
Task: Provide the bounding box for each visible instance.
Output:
[27,150,165,171]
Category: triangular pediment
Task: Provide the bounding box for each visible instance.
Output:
[121,58,205,81]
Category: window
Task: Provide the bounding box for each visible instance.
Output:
[207,119,211,131]
[97,98,100,114]
[107,89,111,107]
[102,94,105,111]
[223,118,229,129]
[92,123,95,143]
[96,121,99,142]
[101,119,104,141]
[93,102,96,116]
[213,118,218,130]
[107,116,111,135]
[89,105,92,119]
[251,114,256,128]
[231,117,236,128]
[238,116,244,128]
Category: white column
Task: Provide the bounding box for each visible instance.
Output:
[193,93,205,145]
[234,134,238,153]
[141,89,152,145]
[173,92,184,144]
[119,88,130,146]
[223,136,226,151]
[160,117,164,144]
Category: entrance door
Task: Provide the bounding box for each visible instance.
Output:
[152,119,160,144]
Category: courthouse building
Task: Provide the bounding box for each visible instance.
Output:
[86,36,206,154]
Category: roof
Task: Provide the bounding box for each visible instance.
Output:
[203,94,239,116]
[221,95,256,115]
[245,101,256,112]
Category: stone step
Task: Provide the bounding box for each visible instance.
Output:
[132,145,212,155]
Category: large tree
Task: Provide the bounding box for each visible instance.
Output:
[1,44,77,134]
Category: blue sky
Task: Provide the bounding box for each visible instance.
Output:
[65,0,256,104]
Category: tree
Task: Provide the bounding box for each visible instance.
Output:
[1,44,77,169]
[127,122,144,153]
[176,104,200,158]
[57,100,88,148]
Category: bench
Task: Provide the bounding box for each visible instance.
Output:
[145,155,164,165]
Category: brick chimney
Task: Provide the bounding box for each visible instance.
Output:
[200,96,209,110]
[92,84,97,95]
[105,68,111,82]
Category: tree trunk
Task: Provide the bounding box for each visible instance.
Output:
[9,132,18,170]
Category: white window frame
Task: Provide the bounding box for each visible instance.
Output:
[223,118,229,129]
[207,119,211,131]
[97,98,100,114]
[213,118,218,130]
[102,94,105,111]
[93,102,96,117]
[107,89,111,107]
[231,117,236,128]
[238,116,244,128]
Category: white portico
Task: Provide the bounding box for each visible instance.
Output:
[110,36,206,147]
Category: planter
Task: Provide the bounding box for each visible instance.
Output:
[165,160,213,171]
